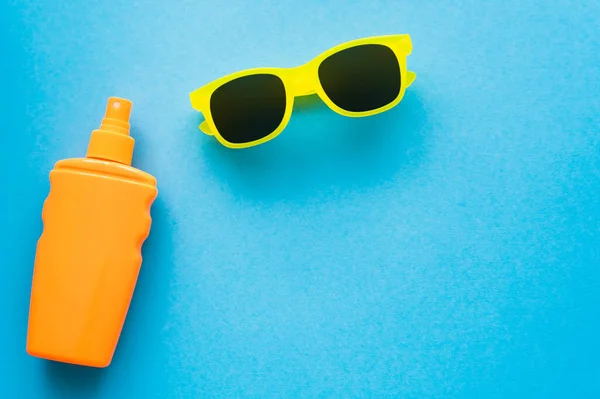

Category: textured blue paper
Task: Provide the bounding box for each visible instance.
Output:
[1,1,599,398]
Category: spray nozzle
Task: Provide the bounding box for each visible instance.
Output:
[86,97,135,165]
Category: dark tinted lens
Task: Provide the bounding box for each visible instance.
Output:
[210,74,286,144]
[319,44,401,112]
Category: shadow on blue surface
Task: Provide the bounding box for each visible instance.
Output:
[44,361,106,397]
[194,90,430,201]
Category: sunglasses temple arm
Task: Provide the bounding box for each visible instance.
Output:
[406,71,417,87]
[199,120,214,135]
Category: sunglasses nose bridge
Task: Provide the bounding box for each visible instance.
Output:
[288,65,317,97]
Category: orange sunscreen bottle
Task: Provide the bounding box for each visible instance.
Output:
[26,97,158,368]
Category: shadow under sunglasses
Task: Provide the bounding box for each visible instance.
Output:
[193,89,431,203]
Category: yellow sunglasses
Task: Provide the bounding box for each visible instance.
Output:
[190,34,416,149]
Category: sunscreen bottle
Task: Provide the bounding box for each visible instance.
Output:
[27,97,158,367]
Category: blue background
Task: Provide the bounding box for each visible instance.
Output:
[1,0,599,397]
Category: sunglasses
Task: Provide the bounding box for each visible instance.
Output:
[190,34,416,149]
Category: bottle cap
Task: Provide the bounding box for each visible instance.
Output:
[86,97,135,165]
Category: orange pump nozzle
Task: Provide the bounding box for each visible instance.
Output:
[86,97,135,165]
[102,98,132,132]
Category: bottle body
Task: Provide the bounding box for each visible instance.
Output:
[27,158,157,367]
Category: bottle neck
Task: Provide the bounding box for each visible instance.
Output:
[86,130,134,165]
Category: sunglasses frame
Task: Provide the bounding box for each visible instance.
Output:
[190,34,416,149]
